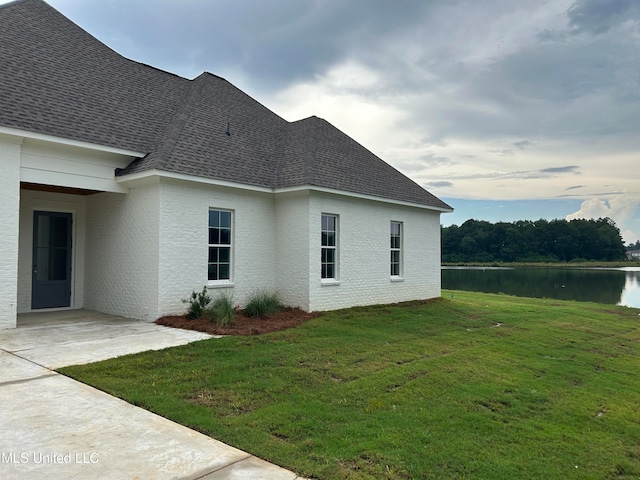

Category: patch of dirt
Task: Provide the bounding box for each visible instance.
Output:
[156,308,321,336]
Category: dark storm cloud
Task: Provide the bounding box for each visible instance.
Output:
[53,0,433,89]
[567,0,640,35]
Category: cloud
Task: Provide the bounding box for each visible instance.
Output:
[420,153,456,167]
[26,0,640,226]
[567,0,640,36]
[425,181,454,188]
[539,166,581,175]
[488,149,515,157]
[513,140,533,150]
[565,195,640,242]
[439,165,581,181]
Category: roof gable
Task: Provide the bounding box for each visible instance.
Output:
[0,0,452,211]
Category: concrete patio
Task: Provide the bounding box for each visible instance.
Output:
[0,310,306,479]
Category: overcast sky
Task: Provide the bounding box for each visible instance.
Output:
[7,0,640,243]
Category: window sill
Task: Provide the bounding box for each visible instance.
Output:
[207,281,235,289]
[390,277,405,282]
[321,279,341,286]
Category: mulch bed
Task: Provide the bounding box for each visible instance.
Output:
[155,307,321,336]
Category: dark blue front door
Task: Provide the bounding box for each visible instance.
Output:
[32,211,72,309]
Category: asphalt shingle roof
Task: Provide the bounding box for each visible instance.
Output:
[0,0,452,211]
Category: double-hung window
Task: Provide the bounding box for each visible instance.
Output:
[208,209,232,281]
[390,221,402,277]
[321,214,338,280]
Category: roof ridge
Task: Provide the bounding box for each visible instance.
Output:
[0,0,27,11]
[303,116,321,187]
[142,75,208,169]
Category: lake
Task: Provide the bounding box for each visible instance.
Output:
[441,266,640,308]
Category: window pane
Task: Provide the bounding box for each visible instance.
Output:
[326,215,335,231]
[219,264,230,280]
[321,248,327,263]
[321,215,328,231]
[219,247,230,263]
[391,251,400,263]
[212,264,219,280]
[208,247,218,263]
[209,210,219,228]
[391,263,399,276]
[391,237,400,249]
[321,231,328,246]
[326,232,335,246]
[325,248,335,263]
[209,228,220,245]
[220,228,231,245]
[219,211,231,228]
[326,263,335,279]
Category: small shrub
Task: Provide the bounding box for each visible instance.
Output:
[244,289,283,317]
[207,292,235,327]
[182,286,211,320]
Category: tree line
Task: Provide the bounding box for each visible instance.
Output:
[441,218,627,263]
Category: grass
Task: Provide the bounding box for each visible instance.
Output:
[59,291,640,479]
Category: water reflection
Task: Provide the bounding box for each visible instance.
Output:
[441,267,640,308]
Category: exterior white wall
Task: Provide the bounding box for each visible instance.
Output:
[17,189,87,313]
[84,184,160,319]
[308,192,442,311]
[275,191,311,310]
[156,180,277,317]
[19,139,132,193]
[0,136,22,328]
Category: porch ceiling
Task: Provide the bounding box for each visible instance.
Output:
[20,182,100,196]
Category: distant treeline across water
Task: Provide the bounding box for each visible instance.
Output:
[441,218,627,263]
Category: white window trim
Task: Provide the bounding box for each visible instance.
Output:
[208,208,234,285]
[391,220,403,279]
[321,213,339,282]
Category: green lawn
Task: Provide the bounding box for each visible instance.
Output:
[59,291,640,479]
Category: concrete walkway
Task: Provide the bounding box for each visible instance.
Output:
[0,310,305,479]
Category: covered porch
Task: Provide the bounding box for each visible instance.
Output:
[0,128,144,329]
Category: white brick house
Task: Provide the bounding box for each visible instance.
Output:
[0,0,452,329]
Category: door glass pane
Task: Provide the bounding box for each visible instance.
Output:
[51,248,67,281]
[37,215,50,248]
[51,217,68,248]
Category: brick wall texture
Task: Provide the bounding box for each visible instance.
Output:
[8,175,443,323]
